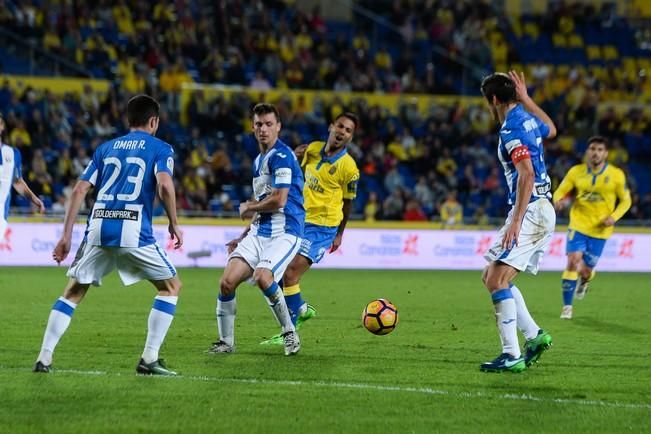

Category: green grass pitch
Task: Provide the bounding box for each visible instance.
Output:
[1,267,649,433]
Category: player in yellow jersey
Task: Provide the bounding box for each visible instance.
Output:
[553,136,631,319]
[261,113,360,345]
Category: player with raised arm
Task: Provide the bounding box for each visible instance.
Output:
[553,136,631,319]
[207,103,304,356]
[261,112,360,345]
[479,71,556,373]
[33,95,183,376]
[0,114,45,235]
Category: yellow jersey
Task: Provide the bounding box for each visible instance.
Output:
[552,163,631,239]
[302,141,360,227]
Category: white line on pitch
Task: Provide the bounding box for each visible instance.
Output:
[4,365,650,411]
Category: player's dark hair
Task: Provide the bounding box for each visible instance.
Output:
[480,73,517,104]
[252,103,281,122]
[587,135,608,148]
[127,94,160,127]
[334,112,359,130]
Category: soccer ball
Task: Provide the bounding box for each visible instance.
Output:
[362,299,398,335]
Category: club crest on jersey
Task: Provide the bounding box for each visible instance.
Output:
[604,176,609,184]
[329,166,337,175]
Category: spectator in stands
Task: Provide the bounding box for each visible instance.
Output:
[383,188,405,221]
[250,72,272,90]
[403,199,427,221]
[439,191,463,227]
[364,191,380,222]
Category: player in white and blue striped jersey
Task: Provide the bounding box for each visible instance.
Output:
[0,114,45,237]
[33,95,183,376]
[479,72,556,373]
[208,103,304,356]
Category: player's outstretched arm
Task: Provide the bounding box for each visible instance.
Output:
[13,178,45,213]
[53,180,92,263]
[509,70,557,139]
[552,169,576,211]
[156,172,183,249]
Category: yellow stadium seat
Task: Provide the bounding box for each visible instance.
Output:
[603,45,619,61]
[523,22,539,39]
[622,57,637,71]
[586,45,602,61]
[589,65,605,80]
[558,136,575,153]
[638,58,651,70]
[556,65,570,76]
[552,33,567,47]
[568,34,583,47]
[510,18,522,37]
[633,0,651,18]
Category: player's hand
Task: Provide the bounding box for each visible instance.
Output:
[52,237,71,264]
[293,144,308,160]
[329,233,343,253]
[501,221,521,250]
[602,216,615,227]
[554,200,567,212]
[509,70,530,102]
[226,238,241,254]
[32,196,45,214]
[168,223,183,249]
[239,201,255,220]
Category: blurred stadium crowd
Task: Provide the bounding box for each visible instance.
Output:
[1,0,651,222]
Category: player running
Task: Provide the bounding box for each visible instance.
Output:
[261,112,360,345]
[207,103,304,356]
[0,113,45,236]
[553,136,631,319]
[33,95,183,376]
[479,71,556,373]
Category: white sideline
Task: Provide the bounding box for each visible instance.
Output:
[6,366,650,411]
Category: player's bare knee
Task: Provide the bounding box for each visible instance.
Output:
[63,280,89,302]
[252,268,274,290]
[484,271,509,292]
[167,277,182,295]
[481,267,488,286]
[219,276,237,295]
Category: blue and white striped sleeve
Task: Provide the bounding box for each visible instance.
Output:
[269,152,292,188]
[80,157,98,185]
[12,148,22,181]
[154,145,174,177]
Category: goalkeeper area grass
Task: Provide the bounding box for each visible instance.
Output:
[1,267,649,433]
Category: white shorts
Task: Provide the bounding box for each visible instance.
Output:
[229,233,301,282]
[67,240,177,286]
[484,199,556,275]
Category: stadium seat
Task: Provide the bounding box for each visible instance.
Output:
[603,45,619,62]
[586,45,602,61]
[552,34,567,47]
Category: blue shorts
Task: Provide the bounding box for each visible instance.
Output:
[566,229,607,268]
[298,223,338,264]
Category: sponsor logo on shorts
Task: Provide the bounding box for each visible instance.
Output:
[93,209,140,221]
